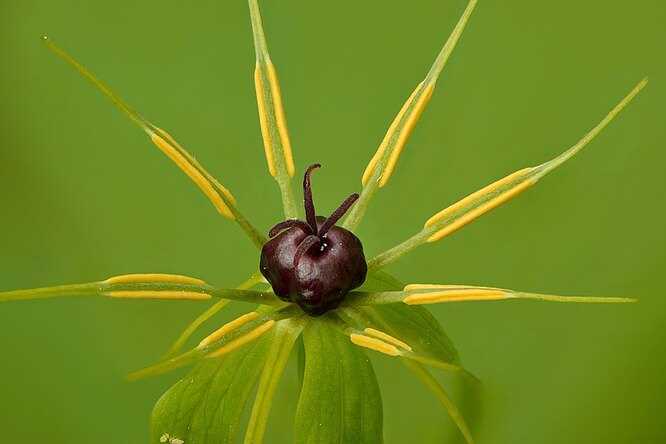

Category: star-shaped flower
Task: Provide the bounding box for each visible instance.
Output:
[1,1,645,443]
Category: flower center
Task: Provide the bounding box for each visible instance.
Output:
[269,163,359,267]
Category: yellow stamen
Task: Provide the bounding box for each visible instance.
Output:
[361,83,435,187]
[363,328,412,352]
[427,178,534,242]
[404,283,464,291]
[350,333,400,357]
[106,290,211,301]
[198,312,260,348]
[105,273,206,286]
[421,79,648,245]
[380,84,434,187]
[207,320,276,358]
[404,289,508,305]
[267,62,295,177]
[149,133,235,219]
[154,127,237,204]
[255,66,277,177]
[362,85,420,185]
[425,168,532,227]
[254,63,295,178]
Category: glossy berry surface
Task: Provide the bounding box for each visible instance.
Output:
[260,164,367,315]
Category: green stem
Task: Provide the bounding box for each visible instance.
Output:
[207,288,281,306]
[234,210,268,249]
[343,291,406,307]
[367,230,428,270]
[341,173,378,231]
[277,174,299,220]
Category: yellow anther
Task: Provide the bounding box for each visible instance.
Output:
[363,328,412,352]
[362,83,434,187]
[198,312,260,348]
[426,176,534,242]
[254,62,295,178]
[105,273,206,286]
[267,63,295,177]
[350,333,400,357]
[404,288,507,305]
[403,283,462,291]
[362,86,420,185]
[105,290,211,301]
[255,67,276,177]
[149,132,235,219]
[380,84,434,187]
[425,168,532,228]
[207,320,276,358]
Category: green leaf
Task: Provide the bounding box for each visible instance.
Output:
[295,319,383,444]
[151,333,271,444]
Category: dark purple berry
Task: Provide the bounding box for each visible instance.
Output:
[260,164,367,315]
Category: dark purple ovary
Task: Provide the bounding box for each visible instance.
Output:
[260,164,367,316]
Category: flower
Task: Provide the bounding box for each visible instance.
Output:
[0,1,645,443]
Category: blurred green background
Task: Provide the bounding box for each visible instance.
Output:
[1,0,664,442]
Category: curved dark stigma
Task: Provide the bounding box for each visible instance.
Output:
[269,219,313,237]
[291,165,360,266]
[293,234,321,268]
[318,193,359,236]
[303,164,321,233]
